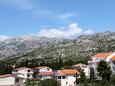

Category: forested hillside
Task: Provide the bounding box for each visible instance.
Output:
[0,31,115,74]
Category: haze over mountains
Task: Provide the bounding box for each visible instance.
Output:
[0,31,114,65]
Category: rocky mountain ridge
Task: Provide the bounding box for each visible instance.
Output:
[0,31,115,65]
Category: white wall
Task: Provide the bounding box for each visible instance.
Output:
[57,75,76,86]
[13,68,33,79]
[82,67,90,78]
[0,77,15,86]
[39,75,52,80]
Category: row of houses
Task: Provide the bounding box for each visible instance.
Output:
[0,65,89,86]
[0,52,115,86]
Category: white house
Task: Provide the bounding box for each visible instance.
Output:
[88,52,115,79]
[55,69,80,86]
[34,66,52,73]
[34,66,53,79]
[37,71,55,80]
[0,74,24,86]
[12,67,34,82]
[71,63,90,78]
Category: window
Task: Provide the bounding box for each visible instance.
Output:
[74,75,76,77]
[66,82,68,84]
[62,76,66,79]
[47,68,50,71]
[27,74,30,77]
[39,76,42,78]
[28,70,30,72]
[15,78,19,82]
[58,76,61,79]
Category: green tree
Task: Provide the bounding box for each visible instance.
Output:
[97,60,112,82]
[111,74,115,85]
[90,67,95,81]
[78,69,87,84]
[26,80,39,86]
[39,78,60,86]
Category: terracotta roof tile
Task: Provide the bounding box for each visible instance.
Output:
[38,72,54,76]
[94,53,112,59]
[62,69,80,75]
[111,55,115,60]
[56,69,80,76]
[94,52,115,61]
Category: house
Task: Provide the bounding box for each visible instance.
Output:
[55,69,80,86]
[12,67,34,82]
[34,66,52,73]
[34,66,53,79]
[71,63,90,78]
[88,52,115,78]
[0,74,24,86]
[37,71,55,80]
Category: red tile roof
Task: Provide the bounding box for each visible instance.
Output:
[94,53,112,59]
[39,72,54,76]
[56,69,80,76]
[94,52,115,61]
[112,55,115,60]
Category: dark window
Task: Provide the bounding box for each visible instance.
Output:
[74,75,76,77]
[47,68,50,71]
[39,76,42,78]
[15,78,19,82]
[66,82,68,84]
[28,70,30,72]
[58,76,61,79]
[62,76,66,79]
[27,74,30,77]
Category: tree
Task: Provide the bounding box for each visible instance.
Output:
[39,78,60,86]
[78,69,87,83]
[26,80,39,86]
[90,67,95,81]
[97,60,112,82]
[111,74,115,85]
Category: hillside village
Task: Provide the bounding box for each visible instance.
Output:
[0,52,115,86]
[1,0,115,85]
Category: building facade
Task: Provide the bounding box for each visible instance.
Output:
[88,52,115,79]
[55,69,79,86]
[12,67,34,83]
[71,63,90,78]
[0,74,24,86]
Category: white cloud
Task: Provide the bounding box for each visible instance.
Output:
[84,29,94,35]
[38,23,83,38]
[0,35,10,41]
[0,0,34,10]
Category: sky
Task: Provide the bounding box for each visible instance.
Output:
[0,0,115,39]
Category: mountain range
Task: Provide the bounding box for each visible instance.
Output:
[0,31,115,67]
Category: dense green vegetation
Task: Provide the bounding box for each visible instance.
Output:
[26,78,60,86]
